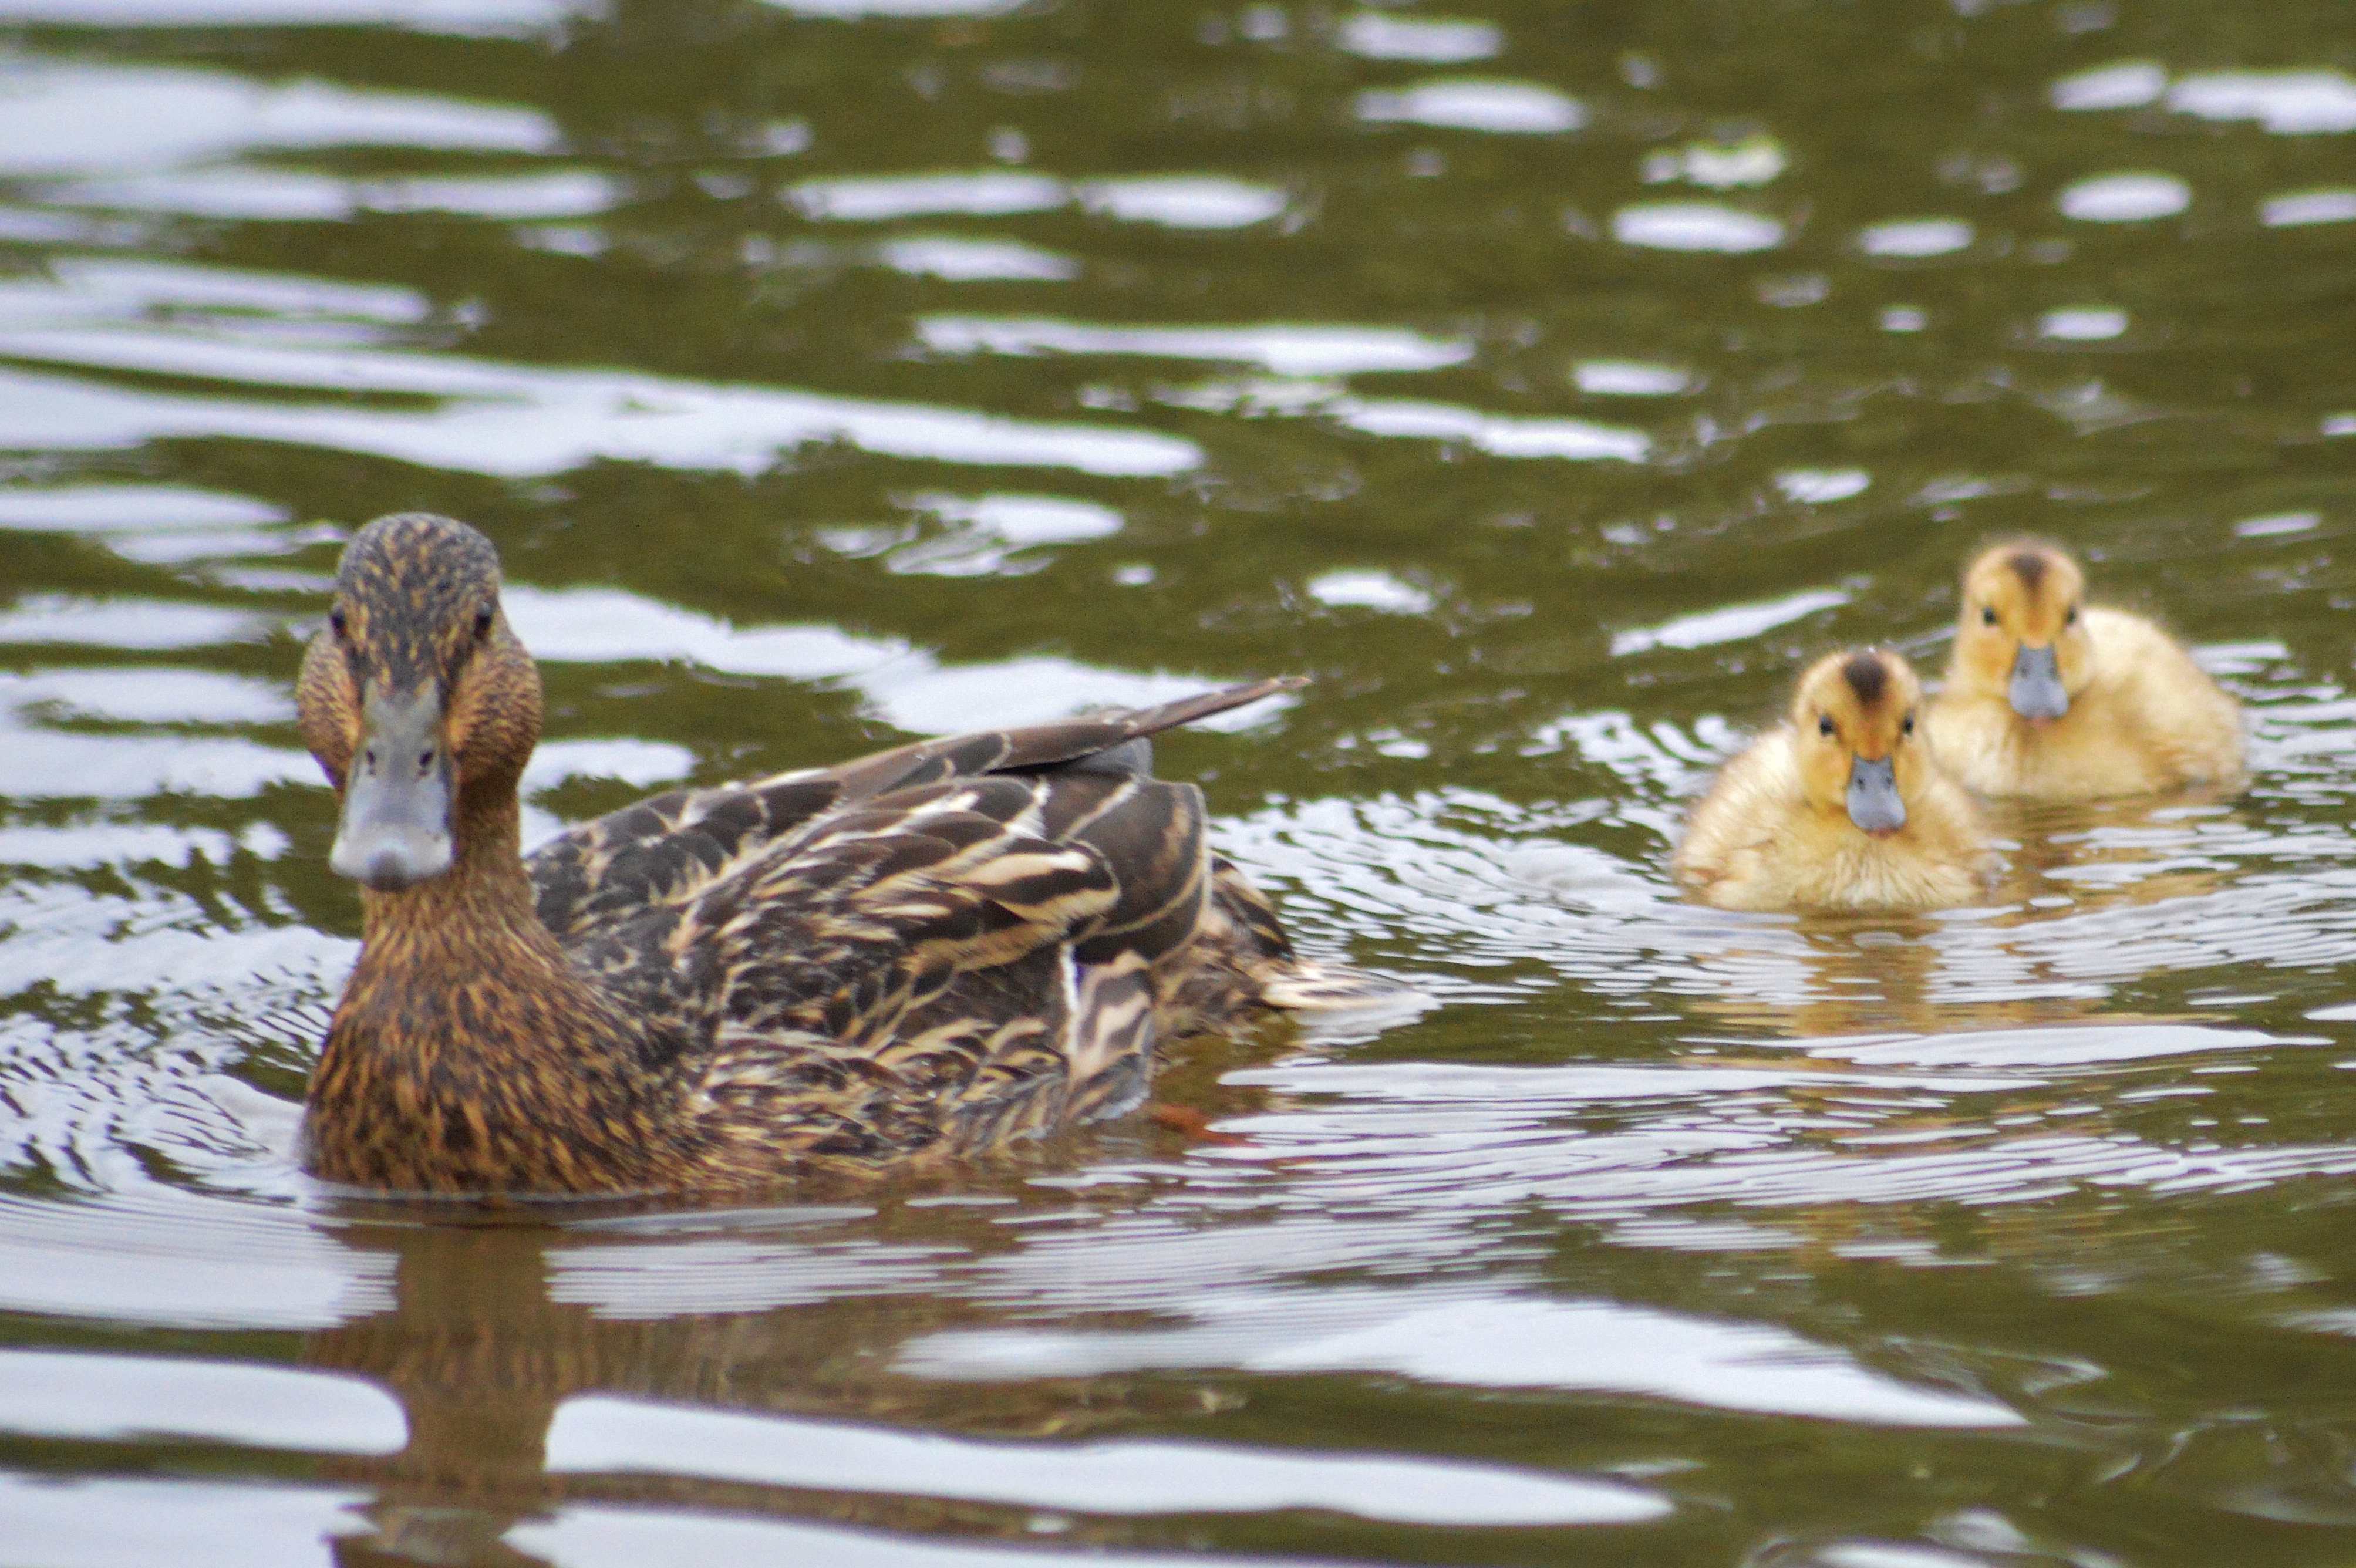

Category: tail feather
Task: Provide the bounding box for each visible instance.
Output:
[1112,676,1306,740]
[1255,957,1420,1012]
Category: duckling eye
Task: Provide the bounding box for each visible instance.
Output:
[2065,604,2079,625]
[1902,713,1916,735]
[1816,714,1835,738]
[1979,605,1998,628]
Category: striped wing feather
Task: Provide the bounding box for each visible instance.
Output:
[526,677,1295,945]
[517,678,1400,1168]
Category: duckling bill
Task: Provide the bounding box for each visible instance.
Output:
[1924,542,2244,800]
[1672,648,1992,912]
[296,512,1404,1196]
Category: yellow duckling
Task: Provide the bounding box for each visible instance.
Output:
[1672,648,1991,912]
[1923,542,2244,800]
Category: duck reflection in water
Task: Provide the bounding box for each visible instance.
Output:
[1925,541,2246,801]
[295,512,1403,1198]
[1673,647,1994,914]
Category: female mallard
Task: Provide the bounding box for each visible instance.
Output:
[296,512,1397,1195]
[1671,647,1993,913]
[1923,542,2244,800]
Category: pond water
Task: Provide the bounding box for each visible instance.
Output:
[5,0,2356,1563]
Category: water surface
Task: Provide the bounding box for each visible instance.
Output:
[6,1,2356,1563]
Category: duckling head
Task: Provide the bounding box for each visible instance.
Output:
[1955,542,2089,723]
[1792,648,1927,839]
[297,513,542,892]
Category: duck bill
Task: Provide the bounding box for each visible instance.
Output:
[1845,753,1906,838]
[329,684,454,891]
[2008,642,2068,722]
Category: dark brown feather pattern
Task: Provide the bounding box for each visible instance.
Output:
[298,514,1406,1195]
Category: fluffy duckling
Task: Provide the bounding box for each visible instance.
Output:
[1673,648,1992,912]
[297,512,1401,1196]
[1923,542,2244,800]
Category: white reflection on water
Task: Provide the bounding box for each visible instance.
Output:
[2167,69,2356,135]
[904,1291,2021,1427]
[505,581,1283,733]
[0,666,292,724]
[1774,468,1871,504]
[919,315,1474,375]
[828,491,1123,577]
[0,58,555,177]
[0,1348,405,1454]
[1639,134,1788,190]
[2050,60,2168,112]
[2261,189,2356,227]
[1307,569,1432,613]
[1336,12,1502,64]
[791,170,1068,221]
[2038,307,2128,342]
[0,1191,386,1327]
[876,234,1080,281]
[0,259,1202,477]
[760,0,1024,15]
[512,1503,1319,1568]
[1076,176,1287,228]
[0,1473,372,1568]
[0,596,269,650]
[1573,359,1692,396]
[52,167,622,222]
[1859,218,1973,258]
[1610,203,1785,252]
[0,0,558,28]
[1354,79,1585,135]
[1332,396,1652,460]
[545,1393,1668,1525]
[1610,587,1849,656]
[2057,172,2190,222]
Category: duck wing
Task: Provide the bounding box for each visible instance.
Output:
[527,677,1295,945]
[564,766,1214,1169]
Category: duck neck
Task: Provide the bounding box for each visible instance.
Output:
[308,781,684,1195]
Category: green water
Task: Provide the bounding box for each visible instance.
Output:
[6,1,2356,1563]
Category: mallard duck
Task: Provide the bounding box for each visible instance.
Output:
[295,512,1400,1196]
[1923,542,2244,800]
[1671,647,1992,912]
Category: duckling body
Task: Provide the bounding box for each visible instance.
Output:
[1673,648,1991,913]
[299,513,1398,1196]
[1924,544,2243,800]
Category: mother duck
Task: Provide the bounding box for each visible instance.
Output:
[297,512,1393,1196]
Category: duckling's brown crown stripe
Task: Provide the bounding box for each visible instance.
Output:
[337,513,503,688]
[1841,649,1890,707]
[2008,548,2050,592]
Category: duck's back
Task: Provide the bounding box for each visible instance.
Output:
[2085,608,2243,790]
[520,687,1383,1172]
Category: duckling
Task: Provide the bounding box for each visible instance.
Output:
[296,512,1401,1196]
[1924,542,2244,800]
[1672,648,1992,912]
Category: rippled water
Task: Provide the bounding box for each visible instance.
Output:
[6,1,2356,1562]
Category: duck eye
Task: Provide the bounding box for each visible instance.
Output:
[328,608,348,639]
[1979,605,1998,627]
[1816,714,1835,738]
[473,605,495,641]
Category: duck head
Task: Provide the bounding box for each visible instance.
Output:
[1954,542,2089,724]
[1794,647,1927,839]
[297,514,542,892]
